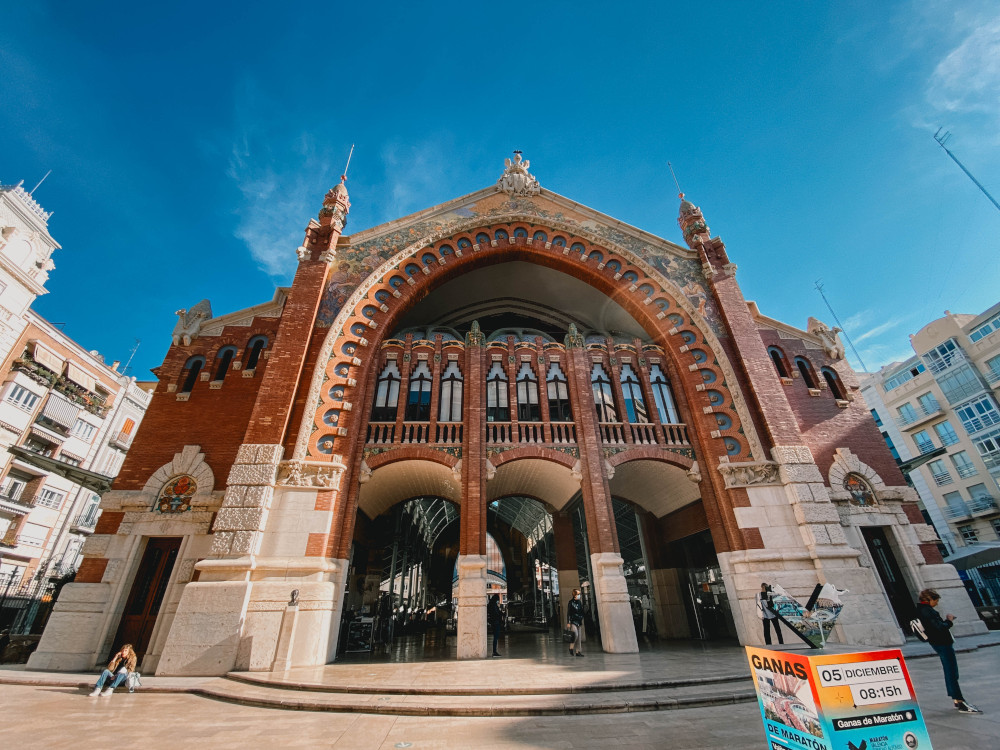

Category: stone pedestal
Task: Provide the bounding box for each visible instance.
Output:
[270,599,300,672]
[455,554,487,659]
[27,583,112,671]
[590,552,638,653]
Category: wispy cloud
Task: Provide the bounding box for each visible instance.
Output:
[926,18,1000,122]
[377,136,460,223]
[852,316,906,345]
[225,81,338,278]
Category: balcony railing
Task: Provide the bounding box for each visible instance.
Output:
[982,453,1000,471]
[0,491,34,515]
[924,348,967,375]
[986,368,1000,386]
[968,496,1000,516]
[931,471,954,486]
[956,464,979,479]
[13,534,45,548]
[109,430,134,450]
[72,510,101,532]
[915,441,937,455]
[896,400,942,427]
[945,504,972,520]
[943,380,988,406]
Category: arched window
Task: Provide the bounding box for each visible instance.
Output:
[371,361,401,421]
[515,362,541,421]
[768,346,789,378]
[245,335,268,370]
[180,356,205,394]
[619,364,648,423]
[438,361,463,422]
[214,346,237,381]
[821,367,846,399]
[591,363,618,422]
[486,361,509,422]
[405,360,433,421]
[649,364,679,423]
[546,362,572,421]
[795,357,817,388]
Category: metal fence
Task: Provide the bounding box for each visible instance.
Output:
[0,569,61,635]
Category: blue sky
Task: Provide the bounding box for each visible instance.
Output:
[2,1,998,379]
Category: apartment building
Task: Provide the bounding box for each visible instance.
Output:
[862,303,1000,605]
[0,180,151,628]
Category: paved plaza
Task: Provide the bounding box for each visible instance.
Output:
[2,638,999,749]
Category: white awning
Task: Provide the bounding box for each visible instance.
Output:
[40,391,82,430]
[943,542,1000,570]
[65,362,96,392]
[32,342,65,373]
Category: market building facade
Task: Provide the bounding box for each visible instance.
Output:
[29,155,984,675]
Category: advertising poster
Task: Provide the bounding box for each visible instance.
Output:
[746,647,933,750]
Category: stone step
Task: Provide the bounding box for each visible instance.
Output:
[204,675,758,716]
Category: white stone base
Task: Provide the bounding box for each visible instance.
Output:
[590,552,638,653]
[27,583,113,671]
[455,554,487,660]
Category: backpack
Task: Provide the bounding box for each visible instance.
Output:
[910,618,928,642]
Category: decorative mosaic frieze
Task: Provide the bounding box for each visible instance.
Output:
[276,459,345,489]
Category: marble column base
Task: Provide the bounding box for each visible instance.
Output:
[455,554,488,660]
[590,552,638,653]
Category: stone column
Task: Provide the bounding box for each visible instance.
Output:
[563,328,638,653]
[552,512,579,629]
[455,554,488,659]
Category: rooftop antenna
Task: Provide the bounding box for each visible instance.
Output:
[667,162,683,197]
[340,144,355,183]
[933,129,1000,213]
[122,339,140,377]
[29,170,51,196]
[815,280,868,372]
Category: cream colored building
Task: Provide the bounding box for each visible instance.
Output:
[862,303,1000,605]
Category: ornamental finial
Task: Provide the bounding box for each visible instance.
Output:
[497,150,541,197]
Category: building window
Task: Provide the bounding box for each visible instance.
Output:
[591,363,618,422]
[917,392,940,415]
[768,347,789,378]
[794,357,817,388]
[245,335,268,370]
[913,430,934,454]
[404,361,433,421]
[214,346,237,381]
[937,366,982,405]
[897,402,917,425]
[371,361,401,421]
[5,384,40,411]
[991,518,1000,539]
[970,315,1000,342]
[883,363,925,392]
[951,451,978,479]
[985,354,1000,383]
[546,362,572,422]
[933,421,960,446]
[486,361,509,422]
[60,454,82,467]
[120,418,135,437]
[35,487,65,509]
[927,459,953,486]
[0,476,27,502]
[619,364,648,423]
[958,524,979,544]
[821,367,846,399]
[880,431,900,462]
[438,361,463,422]
[71,419,97,440]
[515,362,541,422]
[956,397,1000,435]
[180,356,205,394]
[649,365,679,423]
[870,409,883,427]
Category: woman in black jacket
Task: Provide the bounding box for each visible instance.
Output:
[567,588,585,657]
[487,594,502,657]
[916,588,981,713]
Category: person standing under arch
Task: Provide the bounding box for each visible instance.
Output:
[488,593,503,657]
[567,588,585,657]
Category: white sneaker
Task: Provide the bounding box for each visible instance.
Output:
[88,687,101,697]
[101,688,114,696]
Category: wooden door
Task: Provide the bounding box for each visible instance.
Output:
[112,538,180,661]
[861,527,916,628]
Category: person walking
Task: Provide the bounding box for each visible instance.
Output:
[916,589,982,713]
[757,583,784,646]
[487,593,503,657]
[567,588,585,657]
[88,644,137,697]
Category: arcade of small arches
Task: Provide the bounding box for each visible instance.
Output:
[766,345,848,401]
[172,334,271,395]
